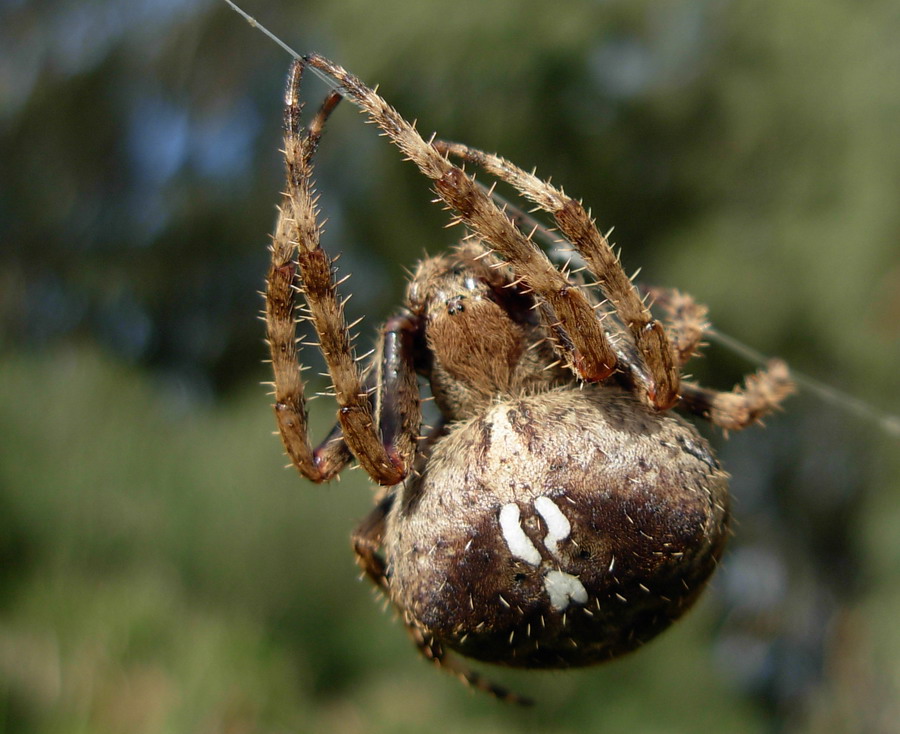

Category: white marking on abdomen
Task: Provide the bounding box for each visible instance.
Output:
[497,496,590,612]
[499,503,541,566]
[543,569,588,610]
[533,495,571,557]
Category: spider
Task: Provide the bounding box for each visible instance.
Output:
[264,55,794,703]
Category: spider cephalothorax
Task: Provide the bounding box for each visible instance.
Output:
[264,56,793,703]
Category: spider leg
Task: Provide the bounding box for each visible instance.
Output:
[638,285,794,426]
[268,60,419,485]
[374,312,422,477]
[350,413,446,589]
[303,54,618,384]
[407,623,533,706]
[641,285,710,366]
[311,420,354,479]
[266,117,351,482]
[285,310,423,483]
[351,492,392,588]
[679,360,794,431]
[433,140,680,411]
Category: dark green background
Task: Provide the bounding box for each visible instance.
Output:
[1,0,898,731]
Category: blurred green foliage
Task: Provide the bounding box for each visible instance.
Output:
[1,0,899,732]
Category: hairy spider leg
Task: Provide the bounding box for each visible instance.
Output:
[373,312,423,476]
[469,189,708,369]
[678,363,794,432]
[638,285,793,429]
[266,85,351,481]
[430,142,795,424]
[410,180,790,431]
[351,493,392,589]
[290,310,427,481]
[640,285,710,366]
[302,53,620,386]
[268,60,422,485]
[432,140,679,411]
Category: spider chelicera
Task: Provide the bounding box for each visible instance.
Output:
[264,55,794,703]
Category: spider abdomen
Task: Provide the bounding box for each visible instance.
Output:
[384,387,730,667]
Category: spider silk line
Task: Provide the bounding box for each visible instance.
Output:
[222,0,370,102]
[223,0,899,441]
[706,329,900,439]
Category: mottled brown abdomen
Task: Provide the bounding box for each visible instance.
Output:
[384,387,730,668]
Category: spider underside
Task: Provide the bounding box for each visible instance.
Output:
[264,56,794,703]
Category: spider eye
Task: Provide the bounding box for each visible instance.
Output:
[446,296,467,316]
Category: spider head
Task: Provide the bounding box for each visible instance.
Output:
[405,247,541,404]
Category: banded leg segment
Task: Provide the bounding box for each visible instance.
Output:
[433,140,679,411]
[266,87,350,482]
[270,310,422,484]
[679,360,794,431]
[642,286,710,366]
[352,494,392,588]
[304,54,618,384]
[373,312,422,477]
[267,246,352,481]
[270,60,414,485]
[407,622,534,706]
